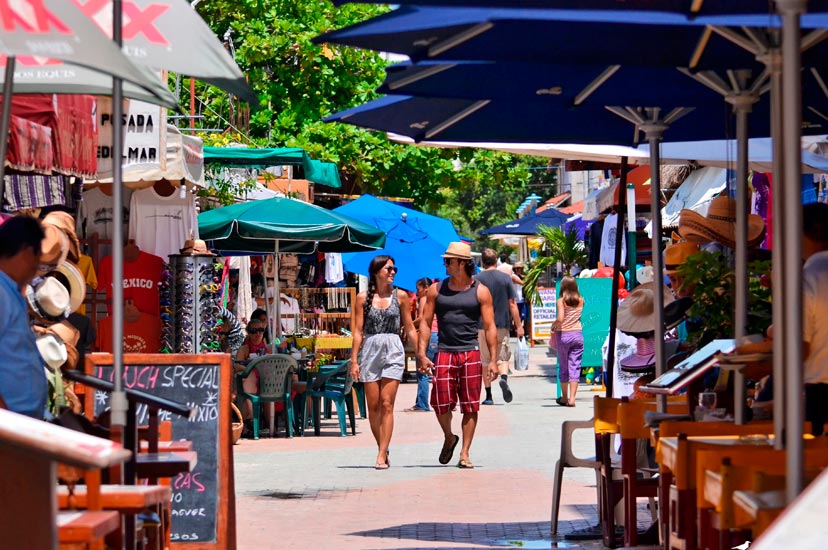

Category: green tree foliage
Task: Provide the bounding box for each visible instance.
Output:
[193,0,557,237]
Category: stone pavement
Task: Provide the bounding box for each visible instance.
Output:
[232,341,660,549]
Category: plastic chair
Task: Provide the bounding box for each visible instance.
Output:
[305,361,356,437]
[550,417,602,535]
[236,354,296,439]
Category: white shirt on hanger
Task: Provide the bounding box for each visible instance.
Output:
[76,186,133,259]
[325,252,344,284]
[128,186,198,262]
[599,213,626,268]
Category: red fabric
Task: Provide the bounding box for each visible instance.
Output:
[96,314,161,353]
[98,250,164,315]
[250,256,262,275]
[0,94,97,177]
[6,115,53,172]
[430,350,482,415]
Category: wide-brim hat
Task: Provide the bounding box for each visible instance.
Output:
[42,211,80,262]
[578,268,594,278]
[180,238,215,256]
[514,261,526,269]
[442,241,472,260]
[620,337,656,372]
[46,262,85,314]
[36,332,68,369]
[664,241,702,275]
[678,195,765,249]
[27,277,70,322]
[49,320,80,347]
[39,224,69,270]
[616,283,675,334]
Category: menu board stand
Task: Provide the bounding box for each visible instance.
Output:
[84,353,235,549]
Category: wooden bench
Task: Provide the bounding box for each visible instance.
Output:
[0,409,131,550]
[732,489,786,537]
[57,510,120,548]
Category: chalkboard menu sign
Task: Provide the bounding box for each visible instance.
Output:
[85,353,235,550]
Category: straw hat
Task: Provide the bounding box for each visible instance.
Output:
[616,283,675,334]
[664,241,701,275]
[42,211,80,262]
[39,224,69,269]
[514,261,526,269]
[26,277,70,322]
[46,262,86,314]
[35,332,68,369]
[49,320,80,347]
[678,195,765,249]
[180,238,215,256]
[442,242,472,260]
[578,269,594,278]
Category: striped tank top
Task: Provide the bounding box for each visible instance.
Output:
[560,303,583,332]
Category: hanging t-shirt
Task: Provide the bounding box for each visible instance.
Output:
[98,250,164,315]
[279,293,301,333]
[324,253,344,284]
[599,213,626,268]
[97,314,162,353]
[128,186,198,262]
[75,254,98,316]
[76,186,132,260]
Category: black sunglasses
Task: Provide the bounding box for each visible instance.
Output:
[248,328,266,334]
[383,266,399,274]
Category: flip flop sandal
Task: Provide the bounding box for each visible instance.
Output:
[457,458,475,469]
[438,434,460,465]
[555,397,568,406]
[374,462,389,470]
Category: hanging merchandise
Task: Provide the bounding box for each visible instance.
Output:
[97,243,164,316]
[325,253,345,285]
[96,302,162,354]
[76,184,133,261]
[599,212,626,268]
[128,183,199,262]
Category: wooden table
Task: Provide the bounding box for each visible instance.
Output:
[136,451,197,479]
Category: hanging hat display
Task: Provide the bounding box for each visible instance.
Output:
[35,332,68,369]
[27,277,70,323]
[678,195,765,249]
[616,282,675,335]
[46,262,86,314]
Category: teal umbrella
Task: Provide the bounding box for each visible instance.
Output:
[198,197,386,342]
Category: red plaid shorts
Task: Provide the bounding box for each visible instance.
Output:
[430,349,482,415]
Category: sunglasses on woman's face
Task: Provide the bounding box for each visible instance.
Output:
[383,266,398,274]
[248,328,265,334]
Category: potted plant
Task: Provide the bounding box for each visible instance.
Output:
[523,225,587,305]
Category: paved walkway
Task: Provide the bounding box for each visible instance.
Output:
[233,342,659,549]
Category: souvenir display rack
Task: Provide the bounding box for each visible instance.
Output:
[280,287,356,353]
[169,254,224,353]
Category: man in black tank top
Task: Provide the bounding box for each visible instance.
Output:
[417,242,498,469]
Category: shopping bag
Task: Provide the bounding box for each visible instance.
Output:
[514,337,530,371]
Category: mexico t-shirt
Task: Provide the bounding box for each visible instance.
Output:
[98,250,164,315]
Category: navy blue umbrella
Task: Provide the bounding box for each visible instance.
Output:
[329,0,820,18]
[316,7,776,69]
[480,208,569,237]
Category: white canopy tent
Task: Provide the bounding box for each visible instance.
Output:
[644,166,729,236]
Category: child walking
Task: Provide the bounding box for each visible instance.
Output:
[552,276,584,407]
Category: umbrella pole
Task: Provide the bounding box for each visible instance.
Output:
[110,0,128,432]
[605,156,629,398]
[644,123,667,413]
[0,56,15,199]
[779,0,805,500]
[271,241,283,352]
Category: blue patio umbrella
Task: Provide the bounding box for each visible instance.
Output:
[334,195,461,291]
[480,208,569,237]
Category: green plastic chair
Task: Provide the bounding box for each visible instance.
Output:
[236,354,296,439]
[305,361,356,437]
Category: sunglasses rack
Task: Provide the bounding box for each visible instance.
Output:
[170,254,223,354]
[159,263,174,353]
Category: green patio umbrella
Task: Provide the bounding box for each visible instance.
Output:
[198,197,386,344]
